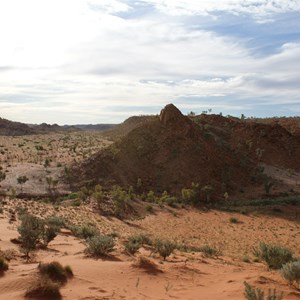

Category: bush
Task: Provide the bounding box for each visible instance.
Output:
[0,257,8,273]
[38,261,69,284]
[254,242,293,269]
[86,235,115,257]
[243,281,283,300]
[125,234,152,255]
[281,260,300,288]
[25,276,61,299]
[42,226,59,246]
[198,245,220,257]
[70,224,98,240]
[229,217,239,224]
[154,239,176,260]
[18,214,44,259]
[46,216,65,228]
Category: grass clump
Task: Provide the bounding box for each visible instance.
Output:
[26,261,73,299]
[124,234,152,255]
[86,235,115,257]
[25,276,61,299]
[154,239,176,260]
[197,245,220,257]
[38,261,72,284]
[229,217,239,224]
[243,281,283,300]
[0,257,9,274]
[253,242,293,269]
[281,260,300,288]
[70,224,98,240]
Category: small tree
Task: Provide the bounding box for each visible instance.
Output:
[46,177,59,202]
[18,214,44,260]
[0,168,6,182]
[154,239,176,260]
[17,175,29,193]
[201,185,213,203]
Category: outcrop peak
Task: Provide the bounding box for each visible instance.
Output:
[159,104,184,126]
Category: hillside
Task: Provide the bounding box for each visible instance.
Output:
[72,104,300,201]
[73,104,258,198]
[0,117,34,136]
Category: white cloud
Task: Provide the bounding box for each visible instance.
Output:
[0,0,300,123]
[140,0,300,17]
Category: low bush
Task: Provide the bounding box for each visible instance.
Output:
[46,216,66,229]
[86,235,115,257]
[124,234,152,255]
[229,217,239,224]
[0,257,8,273]
[38,261,71,284]
[25,276,61,299]
[70,224,98,240]
[281,260,300,288]
[253,242,293,269]
[197,245,220,257]
[154,239,176,260]
[243,281,283,300]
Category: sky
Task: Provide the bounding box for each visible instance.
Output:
[0,0,300,125]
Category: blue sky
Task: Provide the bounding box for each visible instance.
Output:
[0,0,300,124]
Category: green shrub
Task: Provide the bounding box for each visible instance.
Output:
[18,213,44,259]
[229,217,239,224]
[254,242,293,269]
[38,261,69,284]
[110,185,130,217]
[281,260,300,288]
[145,204,153,213]
[0,257,8,273]
[70,224,98,240]
[86,235,115,257]
[64,265,73,278]
[198,245,220,257]
[42,226,59,246]
[46,216,65,229]
[125,234,152,255]
[154,239,176,260]
[243,281,283,300]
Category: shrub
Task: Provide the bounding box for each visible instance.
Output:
[243,281,283,300]
[86,235,115,257]
[25,276,61,299]
[46,216,65,229]
[64,265,73,278]
[254,242,293,269]
[70,224,98,240]
[154,239,176,260]
[18,213,44,259]
[198,245,220,257]
[0,257,8,273]
[110,185,130,217]
[125,234,152,255]
[229,217,239,224]
[42,226,58,246]
[38,261,69,284]
[281,260,300,288]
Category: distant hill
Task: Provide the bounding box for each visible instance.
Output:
[102,115,157,140]
[67,124,117,131]
[0,117,34,136]
[0,117,116,135]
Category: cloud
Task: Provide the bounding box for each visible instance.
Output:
[0,0,299,123]
[138,0,300,18]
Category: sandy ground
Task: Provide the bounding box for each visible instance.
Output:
[0,200,300,300]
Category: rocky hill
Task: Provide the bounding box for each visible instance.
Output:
[0,117,34,136]
[73,104,260,198]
